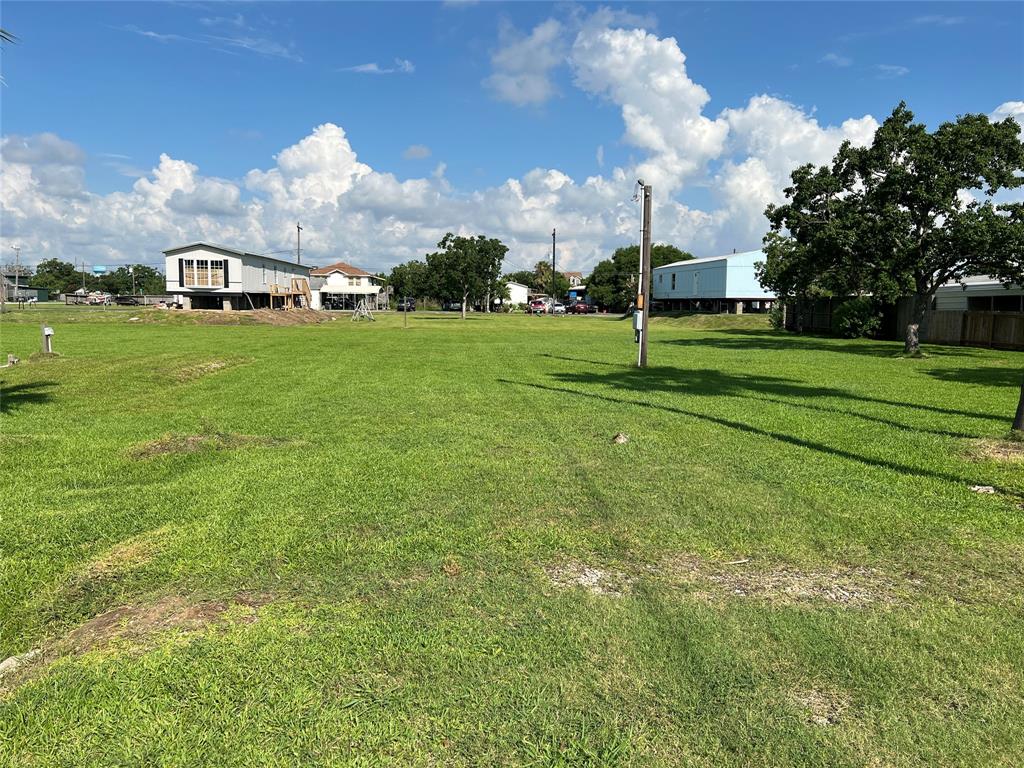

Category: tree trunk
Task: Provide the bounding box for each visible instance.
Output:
[1013,370,1024,433]
[485,290,490,313]
[904,294,927,355]
[461,293,467,320]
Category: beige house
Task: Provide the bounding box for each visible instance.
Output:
[309,261,385,310]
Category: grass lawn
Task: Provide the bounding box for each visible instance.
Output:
[1,306,1022,766]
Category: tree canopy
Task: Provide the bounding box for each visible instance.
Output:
[761,102,1024,353]
[424,233,509,318]
[586,243,693,312]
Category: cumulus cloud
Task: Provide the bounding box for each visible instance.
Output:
[1,11,895,274]
[402,144,432,160]
[483,19,566,106]
[991,101,1024,123]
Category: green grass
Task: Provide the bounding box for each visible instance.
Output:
[1,306,1022,766]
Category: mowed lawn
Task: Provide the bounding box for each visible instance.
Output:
[1,307,1022,767]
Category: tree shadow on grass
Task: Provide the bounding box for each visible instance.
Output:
[659,328,987,359]
[497,377,1018,497]
[0,381,56,414]
[542,362,1003,423]
[925,366,1024,388]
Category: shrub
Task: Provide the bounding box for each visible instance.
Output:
[768,303,786,330]
[833,297,882,338]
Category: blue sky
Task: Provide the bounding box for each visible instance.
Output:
[1,2,1021,271]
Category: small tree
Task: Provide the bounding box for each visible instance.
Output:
[426,233,508,319]
[586,243,692,312]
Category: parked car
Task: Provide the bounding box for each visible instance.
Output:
[442,301,464,311]
[396,299,416,312]
[115,295,142,306]
[552,302,567,315]
[529,299,549,315]
[569,302,592,314]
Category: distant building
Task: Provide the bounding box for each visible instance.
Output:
[503,281,529,306]
[562,271,584,288]
[309,261,385,310]
[2,273,49,302]
[935,275,1024,312]
[651,250,775,313]
[164,242,310,310]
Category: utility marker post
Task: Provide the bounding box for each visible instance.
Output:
[637,182,653,368]
[551,228,556,315]
[296,222,303,265]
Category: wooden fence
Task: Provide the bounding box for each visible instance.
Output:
[921,310,1024,350]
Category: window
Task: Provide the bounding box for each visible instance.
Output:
[183,259,196,287]
[209,260,224,288]
[262,265,267,285]
[967,296,992,311]
[182,258,225,288]
[658,274,663,285]
[671,273,676,290]
[693,272,700,294]
[993,294,1023,312]
[196,260,210,286]
[348,276,359,287]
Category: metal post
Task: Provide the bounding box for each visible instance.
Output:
[296,222,302,265]
[551,228,556,314]
[638,183,653,368]
[12,246,20,302]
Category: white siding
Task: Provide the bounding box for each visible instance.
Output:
[165,246,308,294]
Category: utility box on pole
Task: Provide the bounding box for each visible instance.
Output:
[637,182,653,368]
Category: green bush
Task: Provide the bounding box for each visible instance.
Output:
[768,303,786,330]
[833,297,882,338]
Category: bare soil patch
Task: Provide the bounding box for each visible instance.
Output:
[1,593,273,693]
[967,438,1024,464]
[792,688,850,726]
[130,432,290,459]
[169,356,253,383]
[662,555,897,606]
[546,561,635,597]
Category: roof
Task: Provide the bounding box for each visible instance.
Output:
[163,241,308,269]
[310,260,376,277]
[505,281,529,288]
[562,271,583,278]
[655,249,764,270]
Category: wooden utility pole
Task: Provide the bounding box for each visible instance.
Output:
[637,182,653,368]
[551,228,556,313]
[296,222,302,265]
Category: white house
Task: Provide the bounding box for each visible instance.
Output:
[164,242,311,310]
[309,261,385,310]
[652,250,775,313]
[504,281,529,307]
[935,275,1024,312]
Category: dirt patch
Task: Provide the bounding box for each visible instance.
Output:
[663,555,896,606]
[170,356,253,383]
[441,556,463,578]
[130,432,290,459]
[249,308,330,326]
[546,561,635,597]
[967,438,1024,464]
[792,688,850,726]
[63,528,170,600]
[63,592,274,656]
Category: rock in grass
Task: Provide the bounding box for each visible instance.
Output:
[612,432,629,444]
[969,485,996,494]
[0,649,40,678]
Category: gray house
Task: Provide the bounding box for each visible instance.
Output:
[164,242,311,310]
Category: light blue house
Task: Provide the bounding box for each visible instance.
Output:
[651,250,776,313]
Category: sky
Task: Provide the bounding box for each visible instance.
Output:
[1,1,1022,275]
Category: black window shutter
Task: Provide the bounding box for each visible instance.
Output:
[223,260,229,288]
[178,259,184,287]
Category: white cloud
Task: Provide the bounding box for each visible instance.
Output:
[340,58,415,75]
[819,52,852,67]
[596,145,604,168]
[403,145,432,160]
[2,11,893,274]
[875,64,909,79]
[570,21,727,194]
[483,19,565,106]
[992,101,1024,123]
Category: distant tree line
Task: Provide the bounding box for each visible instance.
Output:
[6,259,167,296]
[389,233,509,319]
[585,244,693,312]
